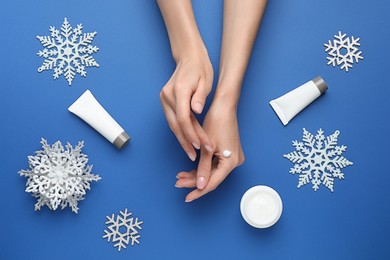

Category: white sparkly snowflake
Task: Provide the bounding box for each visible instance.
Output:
[103,208,143,251]
[324,31,363,72]
[37,18,100,85]
[283,128,353,192]
[18,139,101,213]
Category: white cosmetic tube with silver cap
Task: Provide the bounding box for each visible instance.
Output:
[68,90,130,149]
[269,76,328,125]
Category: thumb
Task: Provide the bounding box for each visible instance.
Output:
[191,79,210,114]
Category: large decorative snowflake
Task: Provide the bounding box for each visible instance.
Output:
[324,31,363,72]
[18,139,101,213]
[103,208,143,251]
[37,18,100,86]
[283,128,353,192]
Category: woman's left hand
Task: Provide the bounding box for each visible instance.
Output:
[175,94,245,202]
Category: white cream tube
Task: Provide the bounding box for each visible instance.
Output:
[68,90,130,149]
[269,76,327,125]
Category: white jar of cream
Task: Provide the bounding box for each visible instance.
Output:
[240,185,283,228]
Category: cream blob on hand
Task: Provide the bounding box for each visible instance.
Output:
[269,76,328,125]
[240,185,283,228]
[222,150,232,158]
[68,90,131,149]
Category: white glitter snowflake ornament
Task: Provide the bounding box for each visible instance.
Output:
[324,31,363,72]
[37,18,100,85]
[18,139,101,213]
[103,208,143,251]
[283,128,353,192]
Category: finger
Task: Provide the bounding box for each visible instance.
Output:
[160,85,175,107]
[176,170,196,179]
[185,162,234,202]
[191,78,210,114]
[195,147,213,190]
[175,89,201,149]
[191,114,213,153]
[163,106,197,161]
[175,178,197,188]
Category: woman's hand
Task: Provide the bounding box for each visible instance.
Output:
[157,0,266,200]
[160,52,214,161]
[157,0,215,161]
[175,93,245,202]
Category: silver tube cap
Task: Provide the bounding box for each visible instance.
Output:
[313,76,328,94]
[113,131,131,149]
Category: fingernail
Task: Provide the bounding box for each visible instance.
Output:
[185,198,193,203]
[188,153,196,161]
[193,102,203,114]
[192,142,200,150]
[204,144,213,153]
[197,176,206,189]
[175,184,182,188]
[176,174,180,179]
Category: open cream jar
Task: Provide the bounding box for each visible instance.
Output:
[240,185,283,228]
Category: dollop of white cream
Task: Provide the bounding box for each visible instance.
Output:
[223,150,232,158]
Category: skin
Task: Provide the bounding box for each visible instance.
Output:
[158,0,214,162]
[157,0,268,202]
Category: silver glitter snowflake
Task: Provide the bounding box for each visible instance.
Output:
[283,128,353,192]
[103,208,143,251]
[324,31,363,72]
[37,17,100,85]
[18,139,101,213]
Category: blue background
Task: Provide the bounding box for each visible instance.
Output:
[1,0,389,259]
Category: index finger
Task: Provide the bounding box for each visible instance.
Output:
[175,89,201,150]
[185,163,233,202]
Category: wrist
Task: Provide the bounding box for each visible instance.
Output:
[172,40,209,64]
[157,0,208,64]
[213,84,242,111]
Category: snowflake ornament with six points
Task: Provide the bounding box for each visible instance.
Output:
[37,18,100,85]
[103,208,144,251]
[324,31,363,72]
[283,128,353,192]
[18,139,101,213]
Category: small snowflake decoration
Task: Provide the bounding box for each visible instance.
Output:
[37,18,100,85]
[324,31,363,72]
[283,128,353,192]
[103,208,143,251]
[18,139,101,213]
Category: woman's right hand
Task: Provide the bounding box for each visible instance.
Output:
[160,51,214,161]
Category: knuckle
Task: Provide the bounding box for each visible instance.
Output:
[173,82,186,93]
[168,122,178,133]
[177,114,190,126]
[198,163,210,173]
[208,183,218,192]
[159,91,164,103]
[160,87,170,101]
